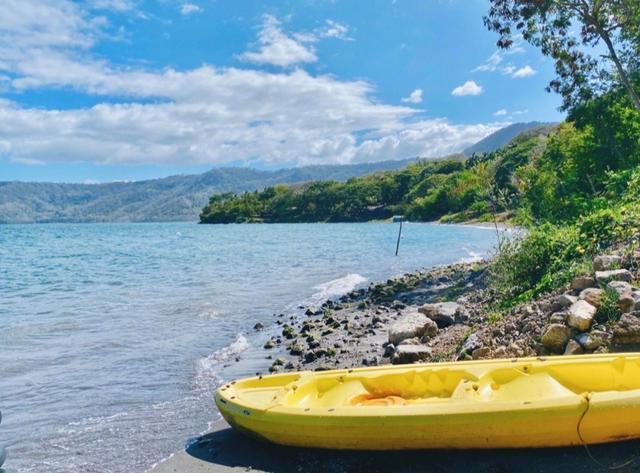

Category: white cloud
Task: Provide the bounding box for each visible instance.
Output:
[493,109,508,116]
[473,51,504,73]
[513,109,529,115]
[474,41,534,78]
[512,65,536,78]
[0,1,501,167]
[180,3,203,15]
[317,20,352,41]
[239,15,317,67]
[451,80,483,96]
[401,88,422,104]
[91,0,137,11]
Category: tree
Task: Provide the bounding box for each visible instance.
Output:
[484,0,640,111]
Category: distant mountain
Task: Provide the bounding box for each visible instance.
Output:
[463,122,557,156]
[0,159,417,223]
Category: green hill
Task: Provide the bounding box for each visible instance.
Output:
[199,127,555,224]
[0,159,418,223]
[463,122,556,156]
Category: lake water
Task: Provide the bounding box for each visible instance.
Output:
[0,222,500,472]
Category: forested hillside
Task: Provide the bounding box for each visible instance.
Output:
[199,128,555,224]
[0,159,417,223]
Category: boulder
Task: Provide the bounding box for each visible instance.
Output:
[392,345,433,364]
[388,311,438,345]
[570,276,596,291]
[564,339,584,355]
[541,324,572,353]
[576,330,611,351]
[612,312,640,345]
[618,295,636,314]
[607,280,634,297]
[554,294,577,310]
[595,269,632,284]
[418,302,461,328]
[578,288,604,308]
[549,312,567,324]
[593,255,622,272]
[566,300,597,331]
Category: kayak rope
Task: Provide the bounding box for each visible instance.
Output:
[577,392,636,471]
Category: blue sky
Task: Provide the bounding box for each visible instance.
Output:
[0,0,563,183]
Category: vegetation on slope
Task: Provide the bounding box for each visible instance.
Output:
[0,159,417,223]
[199,127,554,224]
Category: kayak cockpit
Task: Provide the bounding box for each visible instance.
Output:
[219,355,640,411]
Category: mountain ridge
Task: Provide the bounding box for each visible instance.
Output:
[0,122,547,223]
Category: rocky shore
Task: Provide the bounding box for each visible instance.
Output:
[255,246,640,374]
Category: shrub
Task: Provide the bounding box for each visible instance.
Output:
[595,288,622,325]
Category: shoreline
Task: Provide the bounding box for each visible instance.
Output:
[150,244,640,472]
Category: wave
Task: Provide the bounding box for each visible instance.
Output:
[195,334,249,391]
[306,273,367,306]
[457,247,484,264]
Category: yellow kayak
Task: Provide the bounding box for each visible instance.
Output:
[214,353,640,450]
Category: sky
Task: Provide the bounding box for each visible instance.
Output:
[0,0,564,183]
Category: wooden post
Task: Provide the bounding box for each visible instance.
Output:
[395,216,403,256]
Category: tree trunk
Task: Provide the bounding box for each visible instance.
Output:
[598,27,640,111]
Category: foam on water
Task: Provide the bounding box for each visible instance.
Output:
[196,334,249,390]
[458,247,484,264]
[307,273,367,306]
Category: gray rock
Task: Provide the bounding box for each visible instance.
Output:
[578,288,604,308]
[388,310,438,345]
[542,324,572,353]
[398,337,421,346]
[613,312,640,344]
[418,302,461,328]
[618,295,636,313]
[570,276,596,291]
[576,331,611,351]
[593,255,622,272]
[391,345,433,364]
[454,307,470,324]
[460,333,482,355]
[607,280,633,297]
[383,343,396,358]
[555,294,578,309]
[564,339,584,355]
[566,300,597,331]
[288,343,304,356]
[596,269,632,284]
[549,312,567,324]
[303,351,317,363]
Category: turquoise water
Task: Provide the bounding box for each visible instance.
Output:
[0,222,499,472]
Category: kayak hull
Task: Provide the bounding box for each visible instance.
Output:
[215,353,640,450]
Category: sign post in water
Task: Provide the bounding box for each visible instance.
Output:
[393,215,403,256]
